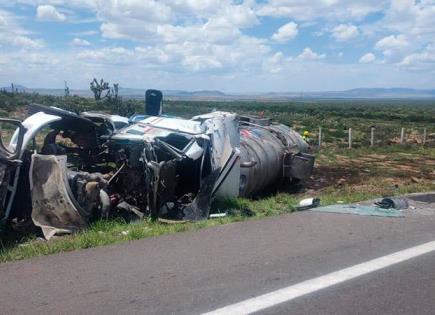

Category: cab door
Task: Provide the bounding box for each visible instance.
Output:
[0,119,25,225]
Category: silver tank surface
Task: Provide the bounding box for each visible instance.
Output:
[239,121,312,197]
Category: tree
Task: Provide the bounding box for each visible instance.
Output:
[105,82,124,114]
[112,83,119,99]
[64,81,70,97]
[90,78,110,100]
[107,83,119,99]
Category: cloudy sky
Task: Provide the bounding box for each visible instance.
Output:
[0,0,434,92]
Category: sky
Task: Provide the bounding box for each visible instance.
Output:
[0,0,434,93]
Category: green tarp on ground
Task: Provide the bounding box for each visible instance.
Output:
[310,204,404,217]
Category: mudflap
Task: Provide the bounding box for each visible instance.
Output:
[30,154,87,239]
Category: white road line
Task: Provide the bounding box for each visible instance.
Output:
[202,240,435,315]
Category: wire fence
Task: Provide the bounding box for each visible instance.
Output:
[303,126,435,149]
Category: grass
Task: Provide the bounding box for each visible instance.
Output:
[1,145,434,263]
[1,91,434,263]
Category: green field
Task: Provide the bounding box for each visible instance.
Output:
[2,90,434,147]
[0,91,434,262]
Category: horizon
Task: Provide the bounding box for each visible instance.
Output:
[1,1,434,92]
[3,85,435,95]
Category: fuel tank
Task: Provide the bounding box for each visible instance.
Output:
[238,118,314,197]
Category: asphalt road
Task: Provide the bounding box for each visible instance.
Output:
[2,208,435,314]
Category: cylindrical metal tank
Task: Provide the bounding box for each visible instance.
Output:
[238,122,309,197]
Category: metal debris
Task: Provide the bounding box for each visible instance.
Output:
[30,155,88,239]
[209,213,227,219]
[297,198,321,211]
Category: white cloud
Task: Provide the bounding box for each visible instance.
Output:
[263,52,288,73]
[271,22,298,42]
[77,47,135,65]
[0,9,23,33]
[182,55,223,71]
[12,36,44,49]
[331,24,359,41]
[167,0,223,17]
[0,9,44,49]
[375,34,410,61]
[383,0,435,40]
[313,30,324,37]
[0,14,6,26]
[3,48,435,93]
[71,38,91,46]
[75,36,270,73]
[71,30,98,36]
[359,52,376,63]
[96,0,173,40]
[297,47,325,60]
[135,46,171,64]
[375,34,409,51]
[399,44,435,70]
[152,21,241,45]
[96,1,258,45]
[70,0,268,75]
[36,5,66,22]
[257,0,387,21]
[16,0,97,9]
[217,3,258,28]
[3,0,435,91]
[26,53,60,65]
[371,1,435,66]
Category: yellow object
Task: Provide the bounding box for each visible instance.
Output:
[303,131,310,137]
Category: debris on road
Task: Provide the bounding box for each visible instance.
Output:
[311,204,405,217]
[209,213,227,219]
[375,197,409,210]
[297,197,321,211]
[311,192,435,218]
[0,91,314,239]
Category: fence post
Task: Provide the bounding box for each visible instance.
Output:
[400,128,405,144]
[370,127,375,147]
[318,127,322,149]
[348,128,352,149]
[423,128,427,145]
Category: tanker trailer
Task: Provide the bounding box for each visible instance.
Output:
[238,116,314,197]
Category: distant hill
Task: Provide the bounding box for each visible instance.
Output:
[164,90,225,97]
[325,88,435,99]
[257,88,435,99]
[2,86,435,100]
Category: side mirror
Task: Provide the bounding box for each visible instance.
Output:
[0,119,25,162]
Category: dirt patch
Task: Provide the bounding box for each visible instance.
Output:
[307,149,435,192]
[306,165,363,191]
[366,154,388,159]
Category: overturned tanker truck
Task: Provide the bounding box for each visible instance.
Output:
[0,92,314,238]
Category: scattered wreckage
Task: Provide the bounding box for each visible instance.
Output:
[0,96,314,239]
